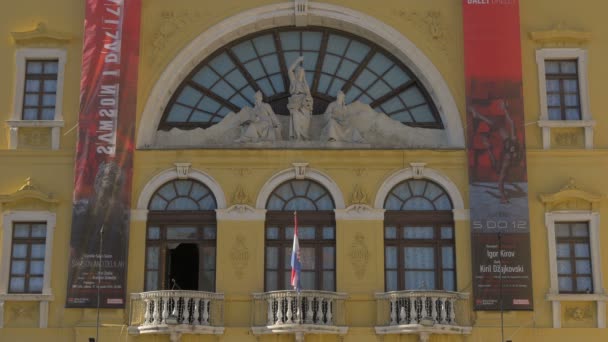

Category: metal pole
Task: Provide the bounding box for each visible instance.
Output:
[96,225,104,342]
[498,232,504,342]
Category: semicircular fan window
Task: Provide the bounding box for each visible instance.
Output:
[160,27,442,130]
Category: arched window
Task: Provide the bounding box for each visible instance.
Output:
[160,27,442,131]
[383,179,455,291]
[145,180,217,292]
[265,179,335,291]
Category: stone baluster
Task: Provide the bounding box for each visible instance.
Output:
[193,299,200,325]
[440,298,448,324]
[450,298,457,324]
[409,297,417,324]
[171,296,179,320]
[399,299,406,324]
[326,299,333,325]
[202,299,210,325]
[183,297,190,325]
[286,296,294,324]
[306,296,314,324]
[314,297,321,324]
[161,298,169,324]
[144,299,151,325]
[153,298,161,325]
[390,298,397,325]
[277,298,284,324]
[267,298,274,325]
[431,296,438,323]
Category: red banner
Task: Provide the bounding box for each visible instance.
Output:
[463,0,533,310]
[66,0,141,308]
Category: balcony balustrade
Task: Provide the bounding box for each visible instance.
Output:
[128,290,224,341]
[251,290,348,340]
[375,290,471,341]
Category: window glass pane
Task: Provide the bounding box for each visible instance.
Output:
[27,61,43,73]
[383,66,409,88]
[322,271,335,291]
[576,260,592,274]
[198,196,217,210]
[545,61,559,73]
[576,277,592,293]
[384,195,402,211]
[560,61,577,74]
[548,108,562,120]
[166,226,197,240]
[337,60,357,79]
[400,88,425,107]
[405,271,435,290]
[147,247,159,269]
[203,227,216,239]
[201,270,215,291]
[326,35,348,55]
[41,108,55,120]
[385,246,397,268]
[564,94,579,107]
[302,31,322,50]
[12,244,27,258]
[409,180,426,196]
[403,197,434,210]
[192,67,219,88]
[443,271,455,291]
[44,61,58,74]
[299,227,315,240]
[26,80,40,92]
[147,226,160,240]
[145,271,158,291]
[557,260,572,275]
[323,247,335,268]
[410,105,434,123]
[367,81,390,100]
[547,94,561,106]
[300,247,315,270]
[563,79,579,92]
[266,227,279,239]
[386,271,398,291]
[546,79,560,92]
[266,247,278,268]
[315,194,334,210]
[265,271,278,291]
[30,261,44,275]
[14,224,30,237]
[253,34,275,55]
[565,108,580,120]
[404,227,433,239]
[284,271,291,290]
[232,41,256,61]
[44,79,58,92]
[301,271,315,290]
[149,196,168,210]
[442,247,454,268]
[11,261,27,275]
[322,227,334,239]
[285,227,294,240]
[345,40,370,63]
[22,108,37,120]
[555,224,570,237]
[31,224,46,237]
[168,198,198,210]
[574,243,590,258]
[385,226,397,239]
[571,223,588,236]
[201,247,216,269]
[441,227,453,239]
[556,243,570,257]
[405,247,434,269]
[9,277,25,292]
[559,276,573,292]
[31,244,45,258]
[29,277,43,292]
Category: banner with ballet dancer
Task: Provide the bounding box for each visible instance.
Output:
[463,0,533,310]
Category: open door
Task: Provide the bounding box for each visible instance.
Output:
[166,243,199,290]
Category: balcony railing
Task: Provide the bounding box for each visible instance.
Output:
[129,290,224,338]
[375,290,471,337]
[251,290,348,338]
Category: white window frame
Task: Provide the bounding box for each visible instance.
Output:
[6,48,67,150]
[536,48,595,149]
[545,211,606,328]
[0,211,55,328]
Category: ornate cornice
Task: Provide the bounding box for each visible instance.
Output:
[539,178,602,209]
[529,24,591,46]
[11,22,71,45]
[0,178,58,207]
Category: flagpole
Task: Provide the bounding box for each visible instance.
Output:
[294,211,301,323]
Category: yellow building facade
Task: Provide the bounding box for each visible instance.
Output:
[1,1,608,341]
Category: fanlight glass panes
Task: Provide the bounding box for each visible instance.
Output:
[384,179,453,211]
[148,180,217,211]
[161,27,441,130]
[267,179,334,211]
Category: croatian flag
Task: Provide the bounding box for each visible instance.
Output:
[290,211,302,291]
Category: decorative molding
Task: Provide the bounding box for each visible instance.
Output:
[529,23,591,46]
[0,178,58,209]
[294,0,309,27]
[216,205,266,221]
[410,162,426,179]
[394,10,449,58]
[151,10,201,59]
[539,178,602,212]
[350,184,368,205]
[349,233,369,280]
[565,305,593,322]
[335,205,385,221]
[10,22,71,45]
[137,2,465,149]
[292,162,309,180]
[174,162,191,179]
[231,185,251,206]
[230,235,249,279]
[353,168,367,177]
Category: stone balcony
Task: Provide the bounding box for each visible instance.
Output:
[375,290,472,342]
[251,290,348,341]
[128,290,224,341]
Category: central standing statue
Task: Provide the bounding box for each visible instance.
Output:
[287,56,313,141]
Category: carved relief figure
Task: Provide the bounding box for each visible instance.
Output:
[236,91,281,143]
[287,56,313,141]
[321,91,365,143]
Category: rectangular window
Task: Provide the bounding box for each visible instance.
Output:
[545,59,581,120]
[22,60,59,120]
[8,222,47,293]
[555,222,592,293]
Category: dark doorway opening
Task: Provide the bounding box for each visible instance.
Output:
[168,243,199,290]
